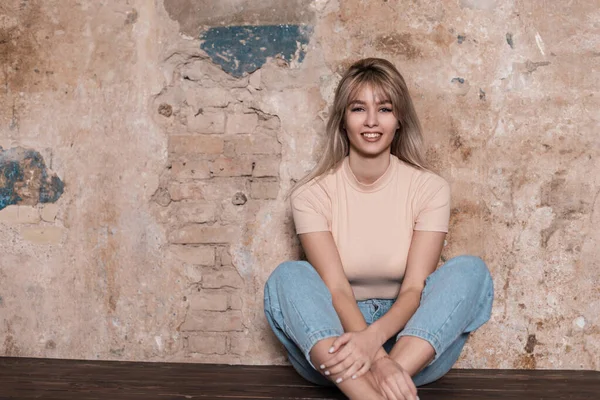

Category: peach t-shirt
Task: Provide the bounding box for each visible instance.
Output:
[291,154,450,300]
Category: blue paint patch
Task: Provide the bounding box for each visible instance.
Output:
[0,146,64,211]
[200,25,312,77]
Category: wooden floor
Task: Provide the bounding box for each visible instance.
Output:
[1,357,598,399]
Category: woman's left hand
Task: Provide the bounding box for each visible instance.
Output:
[319,328,381,383]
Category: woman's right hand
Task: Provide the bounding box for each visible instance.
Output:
[370,356,418,400]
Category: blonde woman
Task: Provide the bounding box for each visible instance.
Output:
[264,58,494,400]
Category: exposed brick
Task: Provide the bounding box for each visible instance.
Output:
[252,156,280,177]
[169,225,239,244]
[20,226,64,244]
[220,200,261,224]
[190,290,229,311]
[168,179,249,201]
[187,334,227,355]
[217,246,232,266]
[40,203,59,222]
[201,266,244,289]
[261,115,281,130]
[181,310,243,332]
[18,206,41,223]
[186,111,225,134]
[229,294,243,310]
[197,178,248,201]
[223,141,236,157]
[227,134,281,155]
[0,205,42,224]
[169,135,224,155]
[170,201,218,224]
[171,160,210,180]
[250,179,280,199]
[209,157,253,177]
[169,245,215,266]
[186,87,233,109]
[167,182,204,201]
[0,205,19,224]
[225,113,258,134]
[228,332,250,356]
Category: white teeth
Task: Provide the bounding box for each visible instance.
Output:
[362,133,381,138]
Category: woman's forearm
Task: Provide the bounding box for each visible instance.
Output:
[331,289,369,332]
[367,289,422,347]
[330,290,389,361]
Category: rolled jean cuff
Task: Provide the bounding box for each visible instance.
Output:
[397,328,442,367]
[302,328,343,370]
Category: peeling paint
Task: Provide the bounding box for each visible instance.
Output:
[0,147,64,210]
[506,32,514,48]
[200,25,312,77]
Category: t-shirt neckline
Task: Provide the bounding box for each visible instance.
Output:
[342,154,396,193]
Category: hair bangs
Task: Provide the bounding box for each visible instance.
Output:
[346,72,394,107]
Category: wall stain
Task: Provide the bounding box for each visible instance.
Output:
[3,322,21,356]
[0,0,48,92]
[375,33,422,59]
[525,334,539,353]
[514,354,537,369]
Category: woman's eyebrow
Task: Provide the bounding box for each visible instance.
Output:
[348,99,392,105]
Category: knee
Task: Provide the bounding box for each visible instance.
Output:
[265,260,313,294]
[447,255,493,295]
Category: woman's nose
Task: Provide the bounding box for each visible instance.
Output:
[365,109,378,127]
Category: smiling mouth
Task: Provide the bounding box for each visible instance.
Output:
[361,132,382,138]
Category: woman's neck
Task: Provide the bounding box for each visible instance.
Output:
[347,152,391,185]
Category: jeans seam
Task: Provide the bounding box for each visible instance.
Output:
[436,297,464,338]
[282,301,304,351]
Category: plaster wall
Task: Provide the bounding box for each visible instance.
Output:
[0,0,598,370]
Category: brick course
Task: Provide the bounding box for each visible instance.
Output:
[225,113,258,134]
[169,225,239,244]
[169,135,224,155]
[181,310,243,332]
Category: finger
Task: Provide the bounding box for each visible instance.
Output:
[403,370,418,399]
[341,360,363,382]
[396,376,414,400]
[324,345,352,371]
[382,383,399,400]
[320,344,348,371]
[328,356,355,377]
[352,361,370,380]
[386,376,406,400]
[330,333,351,353]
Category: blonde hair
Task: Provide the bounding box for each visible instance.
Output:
[287,58,428,199]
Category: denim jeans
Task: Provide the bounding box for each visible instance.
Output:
[263,255,494,387]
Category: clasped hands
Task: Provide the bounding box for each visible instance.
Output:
[319,328,418,400]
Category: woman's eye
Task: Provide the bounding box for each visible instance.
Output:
[380,108,392,112]
[351,107,364,112]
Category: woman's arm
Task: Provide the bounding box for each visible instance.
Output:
[366,230,447,347]
[299,231,388,361]
[299,231,369,332]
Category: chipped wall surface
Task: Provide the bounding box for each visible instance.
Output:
[0,0,598,370]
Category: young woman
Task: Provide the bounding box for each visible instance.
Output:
[263,58,494,400]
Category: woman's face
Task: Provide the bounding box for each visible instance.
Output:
[343,84,399,159]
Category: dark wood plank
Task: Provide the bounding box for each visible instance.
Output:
[0,357,598,399]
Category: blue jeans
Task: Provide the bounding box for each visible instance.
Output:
[263,255,494,387]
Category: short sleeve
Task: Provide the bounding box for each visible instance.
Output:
[413,175,451,232]
[290,181,331,234]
